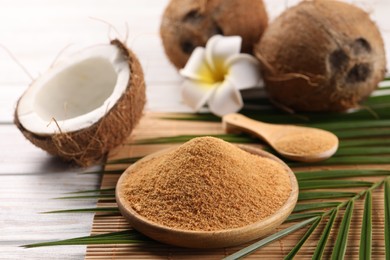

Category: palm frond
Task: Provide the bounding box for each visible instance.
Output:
[42,207,119,214]
[54,194,115,200]
[293,202,340,213]
[161,97,390,124]
[334,128,390,139]
[286,212,323,222]
[81,169,125,175]
[339,139,390,148]
[298,180,372,190]
[335,147,390,156]
[105,157,143,165]
[34,176,388,258]
[24,88,390,258]
[65,188,115,194]
[23,230,148,248]
[295,169,390,181]
[284,217,322,260]
[133,134,255,145]
[298,191,356,201]
[359,190,372,260]
[222,217,319,260]
[331,200,354,260]
[310,120,390,131]
[312,209,338,259]
[290,156,390,167]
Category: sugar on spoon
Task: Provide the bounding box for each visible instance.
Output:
[222,113,339,162]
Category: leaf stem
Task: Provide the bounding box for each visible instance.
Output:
[322,178,388,217]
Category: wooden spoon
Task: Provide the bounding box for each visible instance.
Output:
[116,145,298,248]
[223,113,339,162]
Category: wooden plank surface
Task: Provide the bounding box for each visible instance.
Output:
[0,124,102,260]
[86,113,388,259]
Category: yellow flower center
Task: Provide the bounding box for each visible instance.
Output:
[198,59,227,86]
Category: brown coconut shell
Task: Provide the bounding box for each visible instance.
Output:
[14,40,146,167]
[255,0,386,112]
[160,0,268,69]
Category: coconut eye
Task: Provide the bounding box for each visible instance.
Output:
[181,40,196,54]
[329,49,349,71]
[351,38,372,55]
[346,63,372,83]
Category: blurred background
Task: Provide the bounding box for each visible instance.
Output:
[0,0,389,122]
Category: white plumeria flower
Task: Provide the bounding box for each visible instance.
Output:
[180,35,261,116]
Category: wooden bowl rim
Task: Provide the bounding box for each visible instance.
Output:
[115,145,299,248]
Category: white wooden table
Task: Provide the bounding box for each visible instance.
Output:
[1,1,389,259]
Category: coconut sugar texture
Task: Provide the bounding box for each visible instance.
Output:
[119,137,291,231]
[273,131,337,156]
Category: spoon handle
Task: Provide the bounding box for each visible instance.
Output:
[222,113,275,142]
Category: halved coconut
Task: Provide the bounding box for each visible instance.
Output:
[14,40,146,166]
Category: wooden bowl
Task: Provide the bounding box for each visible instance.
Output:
[115,145,298,248]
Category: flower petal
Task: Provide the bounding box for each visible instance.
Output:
[205,35,242,73]
[208,79,243,117]
[181,79,216,111]
[180,47,214,83]
[226,54,262,90]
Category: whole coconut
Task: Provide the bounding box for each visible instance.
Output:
[160,0,268,69]
[255,0,386,112]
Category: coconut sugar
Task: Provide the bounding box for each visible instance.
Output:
[273,131,335,156]
[120,137,291,231]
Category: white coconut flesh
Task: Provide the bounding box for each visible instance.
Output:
[17,44,130,135]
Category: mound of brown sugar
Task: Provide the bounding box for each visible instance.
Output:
[120,137,291,231]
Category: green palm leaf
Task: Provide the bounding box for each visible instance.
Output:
[331,200,354,260]
[359,190,372,260]
[311,120,390,131]
[42,207,119,214]
[295,170,390,181]
[312,209,338,259]
[82,169,125,175]
[23,88,390,258]
[284,217,322,260]
[298,180,372,190]
[54,194,116,200]
[290,156,390,167]
[339,139,390,148]
[335,147,390,156]
[23,230,148,248]
[364,94,390,106]
[162,103,390,124]
[298,191,356,201]
[334,128,390,139]
[66,188,115,194]
[293,202,341,213]
[286,212,323,222]
[105,157,143,165]
[222,217,318,260]
[135,134,256,145]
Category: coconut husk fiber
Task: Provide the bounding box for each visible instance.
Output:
[160,0,268,69]
[14,40,146,167]
[255,0,386,112]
